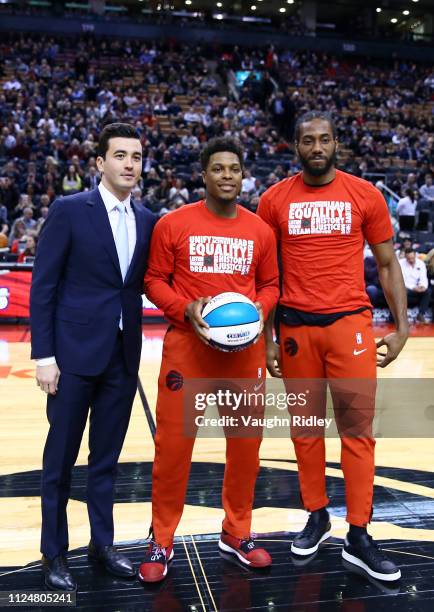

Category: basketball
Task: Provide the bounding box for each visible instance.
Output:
[201,292,261,351]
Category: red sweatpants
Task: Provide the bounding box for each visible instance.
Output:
[280,310,376,526]
[152,326,265,547]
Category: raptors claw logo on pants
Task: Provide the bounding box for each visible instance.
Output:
[166,370,184,391]
[284,337,299,356]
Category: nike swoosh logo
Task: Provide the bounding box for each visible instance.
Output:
[353,349,367,356]
[254,383,264,392]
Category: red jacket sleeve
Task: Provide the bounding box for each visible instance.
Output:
[144,216,190,325]
[255,223,280,319]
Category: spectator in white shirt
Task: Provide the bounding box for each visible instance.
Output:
[241,169,256,194]
[3,77,21,91]
[399,249,431,323]
[168,178,189,203]
[181,134,199,149]
[396,189,416,231]
[10,207,37,235]
[123,89,138,106]
[184,110,202,124]
[2,127,16,150]
[419,174,434,203]
[424,73,434,88]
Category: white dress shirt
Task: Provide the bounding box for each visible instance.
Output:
[98,181,137,265]
[399,258,428,291]
[242,176,256,194]
[396,196,416,217]
[420,183,434,202]
[36,182,137,367]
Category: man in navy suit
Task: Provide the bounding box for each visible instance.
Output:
[30,123,156,591]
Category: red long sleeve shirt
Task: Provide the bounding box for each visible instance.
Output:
[144,200,280,329]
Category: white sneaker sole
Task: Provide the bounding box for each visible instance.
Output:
[342,548,401,582]
[291,529,332,556]
[218,539,252,566]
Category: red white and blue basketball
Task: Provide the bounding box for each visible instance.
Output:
[201,292,261,352]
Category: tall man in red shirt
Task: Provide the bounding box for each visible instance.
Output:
[139,137,279,582]
[258,111,408,582]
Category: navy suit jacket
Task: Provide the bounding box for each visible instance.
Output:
[30,189,157,376]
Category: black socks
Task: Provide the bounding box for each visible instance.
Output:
[349,524,368,541]
[312,506,329,522]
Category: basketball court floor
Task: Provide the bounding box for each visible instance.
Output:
[1,322,433,610]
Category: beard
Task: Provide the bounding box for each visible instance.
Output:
[298,147,337,177]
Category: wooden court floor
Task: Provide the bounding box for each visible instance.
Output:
[0,323,434,610]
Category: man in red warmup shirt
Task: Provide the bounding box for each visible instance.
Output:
[258,111,408,582]
[139,137,279,582]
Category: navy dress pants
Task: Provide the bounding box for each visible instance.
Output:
[40,334,138,559]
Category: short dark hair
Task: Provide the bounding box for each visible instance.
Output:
[200,137,244,171]
[405,247,415,255]
[97,123,141,158]
[294,111,337,143]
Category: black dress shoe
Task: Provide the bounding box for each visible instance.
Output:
[88,542,135,578]
[42,555,77,591]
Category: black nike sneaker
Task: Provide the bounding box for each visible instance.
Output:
[342,533,401,582]
[342,559,401,594]
[291,511,332,556]
[290,549,319,568]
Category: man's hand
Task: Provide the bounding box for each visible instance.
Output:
[185,297,211,344]
[253,302,264,341]
[36,363,61,395]
[266,340,282,377]
[376,330,408,368]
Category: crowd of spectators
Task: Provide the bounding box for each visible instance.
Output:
[0,34,433,314]
[365,239,434,323]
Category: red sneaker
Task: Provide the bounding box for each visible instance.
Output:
[218,531,272,567]
[138,541,174,583]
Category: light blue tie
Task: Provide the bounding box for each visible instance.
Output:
[115,202,129,281]
[115,202,129,330]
